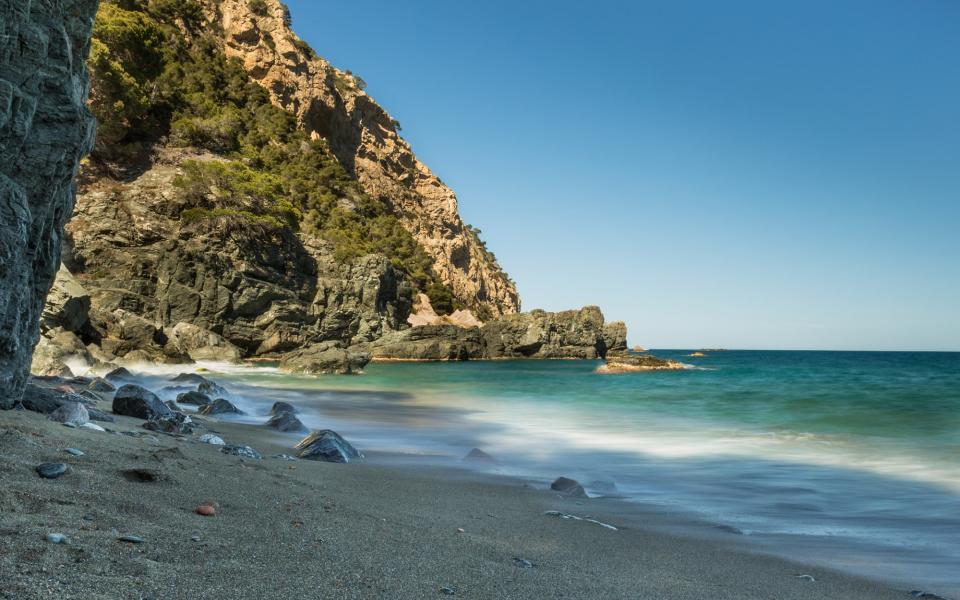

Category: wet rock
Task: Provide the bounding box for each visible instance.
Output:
[36,463,69,479]
[198,380,228,398]
[269,401,297,416]
[176,391,212,406]
[64,448,85,457]
[105,367,135,383]
[463,448,497,464]
[170,373,208,385]
[48,401,89,426]
[144,412,194,435]
[198,398,243,416]
[112,384,172,420]
[20,384,77,414]
[221,445,262,459]
[199,433,225,445]
[163,400,181,412]
[88,378,116,393]
[295,430,362,463]
[265,411,307,433]
[550,477,588,498]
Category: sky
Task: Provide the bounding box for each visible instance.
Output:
[285,0,960,351]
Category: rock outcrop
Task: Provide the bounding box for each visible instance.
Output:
[0,0,98,407]
[209,0,519,317]
[596,352,686,374]
[361,306,628,361]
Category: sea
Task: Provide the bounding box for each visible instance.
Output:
[129,350,960,595]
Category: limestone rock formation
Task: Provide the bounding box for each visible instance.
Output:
[0,0,99,407]
[209,0,519,317]
[596,352,686,374]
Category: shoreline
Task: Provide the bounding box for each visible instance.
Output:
[0,403,930,599]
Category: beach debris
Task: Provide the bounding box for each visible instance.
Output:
[794,574,816,582]
[221,444,262,459]
[910,592,950,600]
[176,391,212,406]
[266,410,307,433]
[439,588,456,596]
[543,510,618,531]
[49,401,89,426]
[36,463,69,479]
[295,429,362,463]
[550,477,588,498]
[270,401,297,416]
[463,448,497,465]
[195,503,216,517]
[112,384,173,420]
[81,422,106,432]
[198,379,228,398]
[64,448,85,456]
[199,433,226,445]
[199,398,244,416]
[513,557,534,569]
[46,533,69,544]
[118,534,145,544]
[105,367,135,383]
[143,412,194,435]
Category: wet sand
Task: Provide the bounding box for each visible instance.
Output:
[0,408,917,599]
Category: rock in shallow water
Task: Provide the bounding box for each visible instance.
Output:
[463,448,497,464]
[266,411,307,433]
[295,430,362,463]
[269,401,296,416]
[199,398,243,416]
[112,384,172,420]
[221,445,261,459]
[550,477,588,498]
[176,391,211,406]
[36,463,69,479]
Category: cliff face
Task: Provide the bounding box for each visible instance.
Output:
[210,0,520,317]
[0,0,98,407]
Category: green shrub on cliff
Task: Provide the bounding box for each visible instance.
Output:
[89,0,458,302]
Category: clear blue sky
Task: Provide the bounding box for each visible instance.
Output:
[286,0,960,351]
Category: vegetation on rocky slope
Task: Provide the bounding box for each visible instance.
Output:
[88,0,456,311]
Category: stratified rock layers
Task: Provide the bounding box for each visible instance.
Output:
[0,0,98,407]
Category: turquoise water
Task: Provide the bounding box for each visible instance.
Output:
[138,351,960,593]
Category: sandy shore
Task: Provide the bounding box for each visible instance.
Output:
[0,405,916,599]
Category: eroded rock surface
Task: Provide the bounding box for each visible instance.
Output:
[0,0,98,406]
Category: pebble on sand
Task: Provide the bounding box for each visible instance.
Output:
[196,504,216,517]
[118,534,145,544]
[64,448,85,456]
[46,533,69,544]
[36,463,69,479]
[198,433,225,445]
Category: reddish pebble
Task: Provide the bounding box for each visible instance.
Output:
[195,504,216,516]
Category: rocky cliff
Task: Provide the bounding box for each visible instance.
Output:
[0,0,98,407]
[211,0,519,317]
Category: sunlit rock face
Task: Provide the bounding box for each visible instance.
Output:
[0,0,98,407]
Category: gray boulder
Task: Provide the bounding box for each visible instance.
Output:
[295,430,362,463]
[112,384,172,420]
[41,265,90,333]
[279,342,371,375]
[197,379,228,398]
[269,401,297,416]
[550,477,588,498]
[266,411,307,433]
[144,412,193,435]
[198,398,243,416]
[48,402,89,426]
[176,391,212,406]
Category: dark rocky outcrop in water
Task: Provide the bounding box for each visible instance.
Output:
[0,0,98,406]
[551,477,588,498]
[360,306,628,361]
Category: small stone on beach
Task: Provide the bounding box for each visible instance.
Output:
[82,422,106,432]
[64,448,84,456]
[795,574,816,582]
[199,433,225,445]
[196,504,216,517]
[36,463,69,479]
[439,588,456,596]
[221,444,261,459]
[118,534,145,544]
[46,533,69,544]
[513,557,534,569]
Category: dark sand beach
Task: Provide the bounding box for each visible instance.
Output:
[0,406,914,600]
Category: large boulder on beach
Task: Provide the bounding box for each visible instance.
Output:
[19,384,90,414]
[48,401,89,426]
[266,411,307,433]
[551,477,588,498]
[176,391,212,406]
[295,430,362,463]
[198,398,244,416]
[112,384,172,420]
